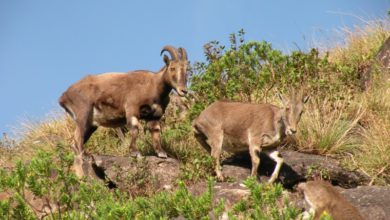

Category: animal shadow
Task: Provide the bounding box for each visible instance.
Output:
[223,151,304,189]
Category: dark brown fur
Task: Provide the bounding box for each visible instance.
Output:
[59,46,188,177]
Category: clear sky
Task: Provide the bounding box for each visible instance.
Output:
[0,0,389,136]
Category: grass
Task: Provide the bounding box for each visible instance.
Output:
[345,80,390,185]
[328,18,389,64]
[295,97,364,155]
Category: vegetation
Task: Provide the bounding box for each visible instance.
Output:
[0,18,389,219]
[0,147,299,219]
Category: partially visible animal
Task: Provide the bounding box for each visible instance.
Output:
[297,180,364,220]
[115,93,191,143]
[192,92,309,182]
[59,45,188,177]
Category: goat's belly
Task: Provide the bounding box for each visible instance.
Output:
[222,136,249,153]
[92,107,126,127]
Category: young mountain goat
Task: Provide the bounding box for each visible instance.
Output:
[192,93,309,182]
[297,180,364,220]
[59,45,188,177]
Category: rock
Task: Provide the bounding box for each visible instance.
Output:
[91,155,180,193]
[189,181,250,209]
[360,36,390,91]
[340,186,390,220]
[376,36,390,70]
[222,150,369,188]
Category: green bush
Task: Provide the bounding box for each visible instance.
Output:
[228,177,299,220]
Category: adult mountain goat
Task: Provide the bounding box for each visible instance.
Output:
[193,93,309,183]
[59,45,188,177]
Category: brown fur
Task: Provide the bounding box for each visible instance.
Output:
[297,180,364,220]
[59,46,188,177]
[193,93,308,182]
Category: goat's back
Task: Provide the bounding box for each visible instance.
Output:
[60,71,160,106]
[194,101,280,138]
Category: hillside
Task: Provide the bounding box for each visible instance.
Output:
[0,18,389,219]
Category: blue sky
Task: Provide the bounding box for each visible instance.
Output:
[0,0,389,135]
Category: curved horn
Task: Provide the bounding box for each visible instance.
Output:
[160,45,179,60]
[179,47,188,60]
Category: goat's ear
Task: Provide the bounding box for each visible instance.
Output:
[303,95,310,103]
[277,93,288,106]
[163,55,170,66]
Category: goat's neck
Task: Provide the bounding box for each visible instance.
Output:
[156,67,173,99]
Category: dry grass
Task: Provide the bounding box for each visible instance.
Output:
[321,17,389,63]
[295,97,364,155]
[0,112,74,166]
[346,82,390,185]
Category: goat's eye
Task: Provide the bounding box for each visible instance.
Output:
[170,67,176,71]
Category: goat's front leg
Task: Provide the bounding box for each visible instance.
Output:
[115,127,126,144]
[147,120,167,158]
[267,150,283,183]
[127,115,141,157]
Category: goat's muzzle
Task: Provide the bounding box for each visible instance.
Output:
[286,127,297,136]
[176,87,188,96]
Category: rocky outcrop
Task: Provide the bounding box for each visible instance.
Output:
[340,186,390,220]
[222,150,369,188]
[89,150,368,192]
[87,151,374,214]
[189,181,250,208]
[91,154,181,193]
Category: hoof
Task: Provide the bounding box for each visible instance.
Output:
[216,175,225,182]
[157,151,168,158]
[267,175,278,184]
[130,151,142,158]
[73,154,85,178]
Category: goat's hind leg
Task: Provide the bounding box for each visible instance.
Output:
[249,144,261,178]
[193,123,224,181]
[207,132,224,181]
[72,108,96,178]
[127,115,141,157]
[193,128,212,154]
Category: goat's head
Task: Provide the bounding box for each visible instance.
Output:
[161,45,188,96]
[278,92,309,136]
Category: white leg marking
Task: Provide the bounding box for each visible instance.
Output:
[130,116,139,127]
[268,150,283,183]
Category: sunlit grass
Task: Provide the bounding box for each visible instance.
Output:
[295,97,364,155]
